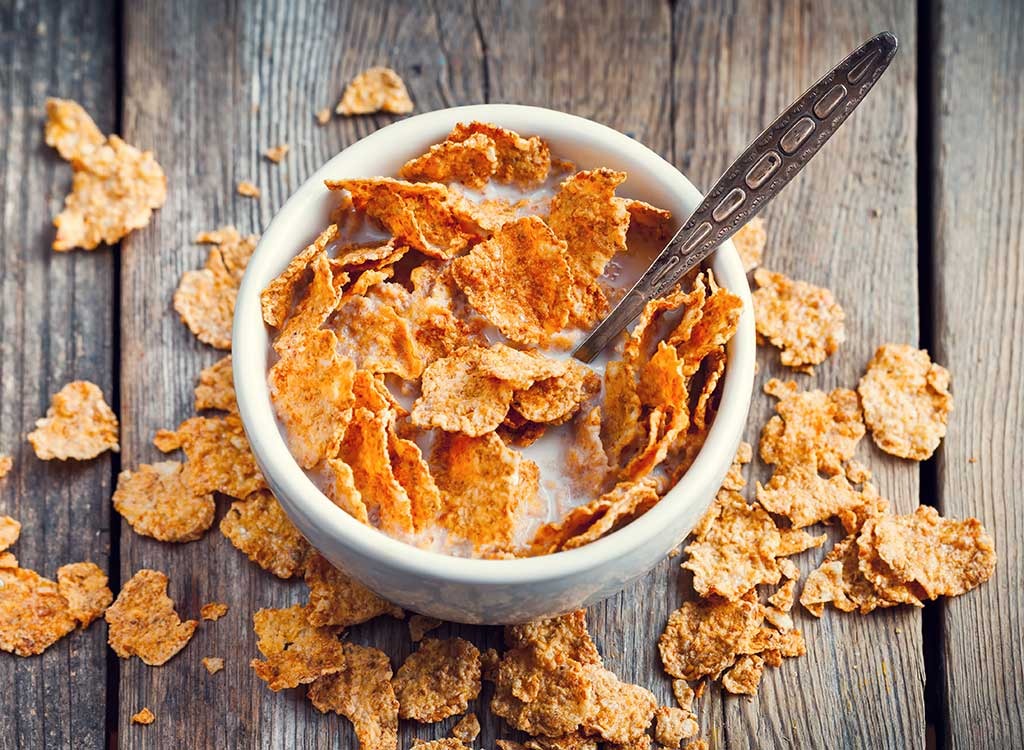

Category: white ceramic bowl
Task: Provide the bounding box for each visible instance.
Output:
[233,104,755,624]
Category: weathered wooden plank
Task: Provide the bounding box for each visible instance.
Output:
[671,1,925,747]
[0,2,116,749]
[932,1,1024,747]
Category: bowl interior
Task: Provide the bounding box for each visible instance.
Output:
[233,104,755,586]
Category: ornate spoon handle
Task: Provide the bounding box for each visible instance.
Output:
[572,31,898,363]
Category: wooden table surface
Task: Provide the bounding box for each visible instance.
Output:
[1,1,1021,748]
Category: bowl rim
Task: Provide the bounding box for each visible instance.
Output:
[233,103,755,586]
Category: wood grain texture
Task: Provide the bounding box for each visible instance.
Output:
[932,1,1024,747]
[0,2,116,749]
[670,2,925,747]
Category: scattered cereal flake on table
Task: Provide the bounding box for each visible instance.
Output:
[400,132,498,189]
[56,561,111,628]
[513,359,600,425]
[658,596,764,681]
[45,99,167,251]
[759,378,865,477]
[548,168,630,282]
[720,442,752,492]
[308,641,399,750]
[195,355,236,413]
[451,712,481,742]
[654,705,699,747]
[131,707,156,725]
[105,569,197,665]
[863,505,995,601]
[327,178,476,258]
[0,515,20,551]
[263,143,290,163]
[409,614,443,642]
[393,637,482,722]
[530,478,660,554]
[261,224,338,328]
[154,415,265,498]
[721,653,766,696]
[682,490,782,600]
[220,490,311,579]
[0,552,16,568]
[201,602,229,621]
[338,407,415,536]
[452,216,576,345]
[448,121,550,187]
[858,343,953,460]
[505,610,602,666]
[0,455,13,478]
[412,740,470,750]
[174,226,258,349]
[581,665,657,744]
[491,646,595,738]
[236,180,260,198]
[316,107,332,125]
[251,604,345,691]
[0,564,76,655]
[44,97,104,160]
[202,656,225,674]
[27,380,119,460]
[800,536,892,616]
[431,432,540,555]
[269,329,357,469]
[336,66,413,115]
[113,461,215,542]
[752,268,846,372]
[304,552,402,628]
[731,216,767,272]
[756,464,882,529]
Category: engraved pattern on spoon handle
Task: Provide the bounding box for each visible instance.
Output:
[572,31,898,363]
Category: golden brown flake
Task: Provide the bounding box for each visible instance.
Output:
[0,516,20,551]
[331,278,423,380]
[505,610,602,666]
[195,355,236,413]
[56,562,112,628]
[113,461,215,542]
[268,329,356,469]
[566,406,612,495]
[327,178,477,259]
[304,552,402,628]
[202,656,225,674]
[27,380,119,460]
[654,705,699,747]
[237,180,260,198]
[601,361,643,468]
[260,224,339,328]
[800,536,892,616]
[756,464,881,529]
[752,268,845,372]
[0,553,16,569]
[513,360,600,425]
[0,456,11,478]
[263,143,290,163]
[394,637,482,722]
[413,740,470,750]
[453,194,519,233]
[721,441,752,492]
[581,665,657,744]
[452,216,575,345]
[449,121,551,187]
[431,432,540,555]
[682,490,782,600]
[201,602,229,621]
[131,708,156,725]
[105,569,197,666]
[174,227,258,349]
[325,458,370,525]
[491,647,594,738]
[220,490,311,579]
[622,198,673,239]
[274,251,348,354]
[721,654,765,696]
[451,712,481,742]
[308,642,399,750]
[316,107,332,125]
[336,67,414,115]
[251,605,345,691]
[154,415,265,498]
[658,596,764,681]
[409,614,443,642]
[858,344,953,460]
[0,565,76,655]
[401,132,498,189]
[759,379,865,477]
[388,424,443,532]
[46,99,166,251]
[731,217,767,272]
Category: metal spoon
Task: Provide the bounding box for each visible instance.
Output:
[572,31,898,363]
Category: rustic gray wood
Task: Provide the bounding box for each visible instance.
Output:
[0,2,116,749]
[670,2,925,747]
[932,1,1024,747]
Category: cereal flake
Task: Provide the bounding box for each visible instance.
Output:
[195,355,237,413]
[449,121,550,187]
[0,565,76,655]
[251,605,345,691]
[220,490,311,579]
[731,217,767,272]
[105,569,197,665]
[56,561,112,627]
[202,656,225,674]
[154,414,265,498]
[113,461,215,542]
[0,516,21,551]
[131,708,156,725]
[304,552,402,627]
[400,132,498,189]
[27,380,119,460]
[393,637,482,722]
[201,602,229,621]
[336,67,413,115]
